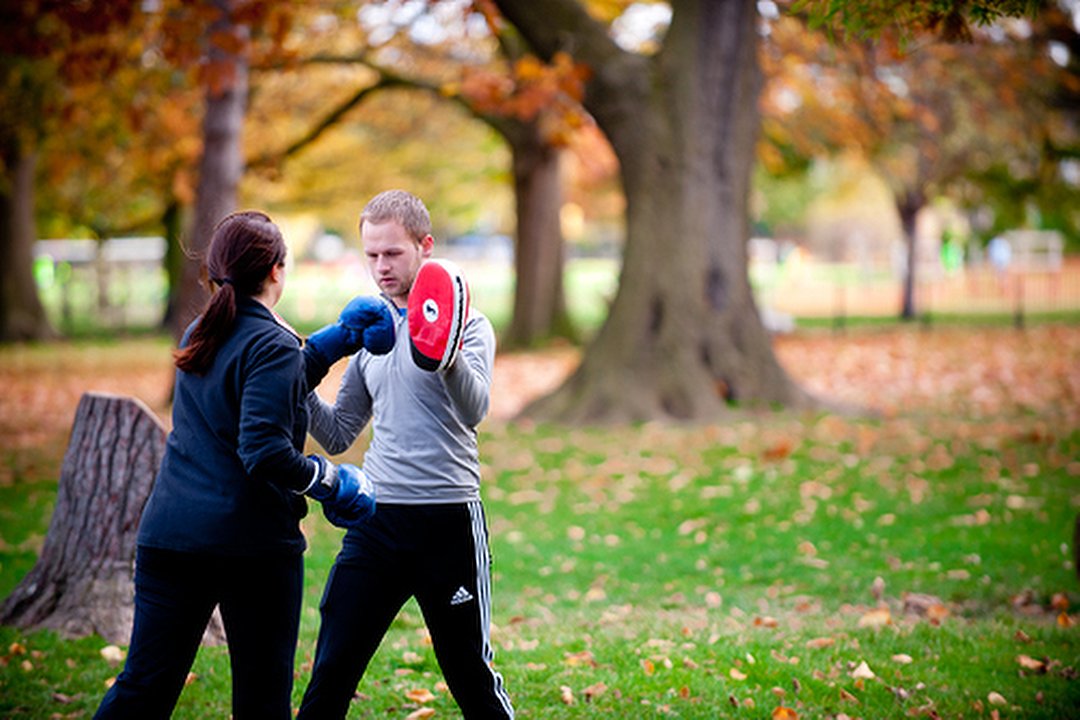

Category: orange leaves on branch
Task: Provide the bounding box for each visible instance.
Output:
[209,27,247,56]
[457,51,592,146]
[200,59,240,97]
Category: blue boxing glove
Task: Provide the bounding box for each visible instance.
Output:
[306,323,361,366]
[303,296,394,387]
[304,456,376,530]
[303,323,363,388]
[339,295,396,355]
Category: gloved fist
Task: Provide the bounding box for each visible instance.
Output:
[321,464,376,529]
[339,295,396,355]
[304,456,376,530]
[305,322,363,370]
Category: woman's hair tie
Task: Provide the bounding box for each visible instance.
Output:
[211,276,233,287]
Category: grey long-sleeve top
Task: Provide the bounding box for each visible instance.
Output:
[307,306,496,504]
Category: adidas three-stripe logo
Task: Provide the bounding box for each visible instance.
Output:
[451,586,474,606]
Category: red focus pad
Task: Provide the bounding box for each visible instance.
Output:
[407,259,469,371]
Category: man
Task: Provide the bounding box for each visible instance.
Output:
[298,190,514,719]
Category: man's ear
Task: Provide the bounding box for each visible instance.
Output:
[420,234,435,258]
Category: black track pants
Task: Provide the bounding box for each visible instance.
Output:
[297,501,514,719]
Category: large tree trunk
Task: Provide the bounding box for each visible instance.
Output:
[172,1,249,341]
[496,0,812,422]
[501,120,575,349]
[0,144,53,342]
[0,393,223,645]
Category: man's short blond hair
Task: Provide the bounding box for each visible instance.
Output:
[360,190,432,242]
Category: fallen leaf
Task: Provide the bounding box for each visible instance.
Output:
[772,706,799,720]
[870,576,886,602]
[839,688,859,703]
[926,604,950,623]
[892,654,914,664]
[184,672,197,687]
[563,650,596,667]
[763,438,795,461]
[99,645,125,665]
[582,682,607,701]
[406,688,436,704]
[1017,655,1047,673]
[730,668,748,681]
[988,691,1007,705]
[857,607,892,628]
[405,709,436,720]
[559,685,574,705]
[806,637,835,649]
[1058,612,1075,628]
[903,593,947,617]
[851,661,876,679]
[755,616,779,628]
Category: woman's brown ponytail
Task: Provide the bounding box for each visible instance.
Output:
[173,211,286,375]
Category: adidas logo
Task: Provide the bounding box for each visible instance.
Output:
[450,586,474,606]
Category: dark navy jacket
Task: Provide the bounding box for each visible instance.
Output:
[138,298,312,557]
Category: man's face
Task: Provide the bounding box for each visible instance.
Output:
[361,219,432,307]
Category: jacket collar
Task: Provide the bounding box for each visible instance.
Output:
[237,296,303,342]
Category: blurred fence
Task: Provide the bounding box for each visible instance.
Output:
[34,237,168,333]
[33,237,1080,336]
[752,231,1079,326]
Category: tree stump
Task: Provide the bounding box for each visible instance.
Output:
[0,392,224,645]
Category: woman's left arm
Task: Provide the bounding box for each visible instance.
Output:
[237,336,313,492]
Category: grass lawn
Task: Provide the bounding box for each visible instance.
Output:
[1,326,1078,718]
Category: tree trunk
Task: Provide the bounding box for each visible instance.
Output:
[0,143,54,342]
[501,120,575,349]
[159,199,186,331]
[496,0,813,422]
[0,393,224,645]
[172,1,249,341]
[897,190,924,320]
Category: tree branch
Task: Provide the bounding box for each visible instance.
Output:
[246,75,406,170]
[491,0,621,67]
[249,50,524,171]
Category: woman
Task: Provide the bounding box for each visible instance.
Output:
[94,211,384,719]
